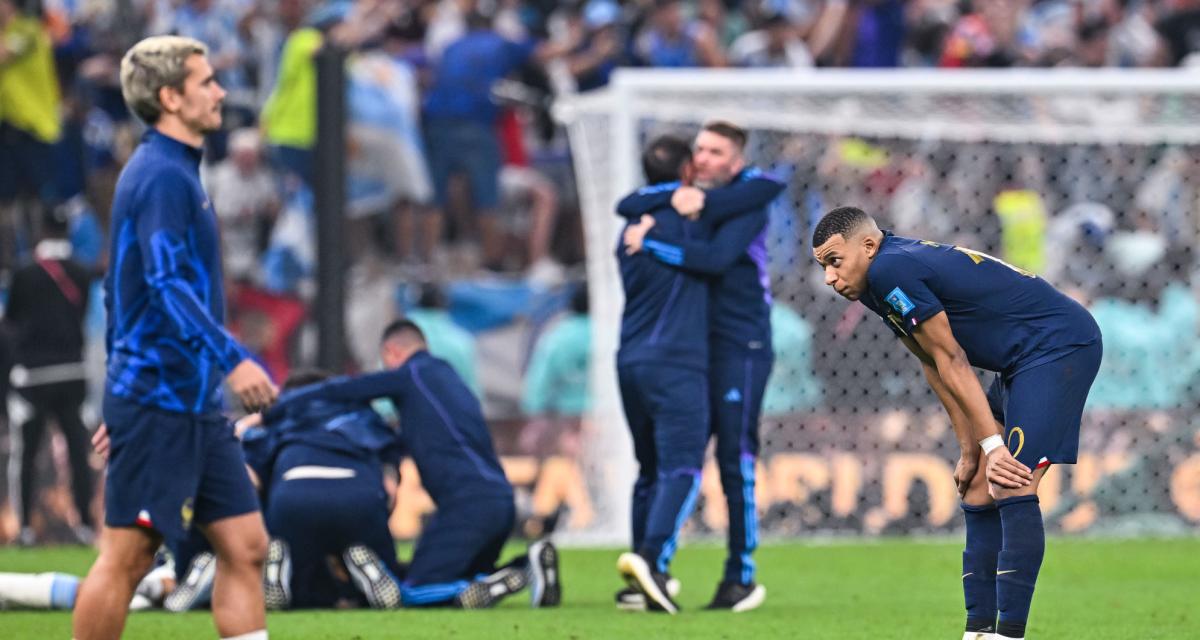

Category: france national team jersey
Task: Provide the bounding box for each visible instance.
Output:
[105,130,250,415]
[860,232,1101,375]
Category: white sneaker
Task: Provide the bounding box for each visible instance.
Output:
[615,576,680,611]
[615,552,678,614]
[962,633,998,640]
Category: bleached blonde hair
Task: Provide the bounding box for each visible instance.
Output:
[120,36,208,125]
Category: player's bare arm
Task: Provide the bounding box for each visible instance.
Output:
[899,335,979,497]
[909,312,1031,490]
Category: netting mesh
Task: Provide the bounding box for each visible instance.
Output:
[560,71,1200,541]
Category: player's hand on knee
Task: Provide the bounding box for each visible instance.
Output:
[227,359,279,412]
[92,423,111,460]
[954,451,979,497]
[670,186,705,218]
[984,447,1032,489]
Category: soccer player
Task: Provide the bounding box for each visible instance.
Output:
[811,207,1103,640]
[264,320,560,609]
[73,36,278,640]
[254,370,406,610]
[618,121,783,611]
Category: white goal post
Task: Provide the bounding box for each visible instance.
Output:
[555,69,1200,544]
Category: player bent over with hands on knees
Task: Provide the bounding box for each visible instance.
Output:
[812,206,1102,640]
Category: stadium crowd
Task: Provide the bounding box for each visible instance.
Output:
[2,0,1199,546]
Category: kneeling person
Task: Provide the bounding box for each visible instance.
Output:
[266,321,560,609]
[254,370,407,609]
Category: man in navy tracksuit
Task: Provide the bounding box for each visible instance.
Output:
[264,321,560,609]
[618,121,783,611]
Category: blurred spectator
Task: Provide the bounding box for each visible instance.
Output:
[1135,147,1200,240]
[729,8,814,68]
[838,0,906,67]
[1111,0,1162,66]
[495,109,562,280]
[939,0,1023,67]
[345,33,434,262]
[762,304,822,417]
[0,0,60,272]
[260,11,325,185]
[564,0,623,92]
[5,204,94,546]
[696,0,749,50]
[203,128,280,283]
[520,284,589,455]
[633,0,726,68]
[992,151,1049,273]
[521,284,590,418]
[1155,0,1200,66]
[421,9,558,271]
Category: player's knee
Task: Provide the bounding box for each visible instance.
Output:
[988,482,1037,502]
[95,546,156,587]
[220,528,269,570]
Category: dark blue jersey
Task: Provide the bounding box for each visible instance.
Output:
[258,392,404,482]
[616,168,785,358]
[105,130,250,414]
[616,205,712,371]
[860,232,1102,376]
[266,351,511,503]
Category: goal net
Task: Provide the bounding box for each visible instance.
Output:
[556,69,1200,544]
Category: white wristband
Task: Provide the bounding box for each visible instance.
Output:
[979,435,1005,455]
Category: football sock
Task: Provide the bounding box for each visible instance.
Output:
[961,503,1002,633]
[996,495,1044,639]
[0,572,77,609]
[221,631,267,640]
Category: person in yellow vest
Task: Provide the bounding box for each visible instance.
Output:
[0,0,61,273]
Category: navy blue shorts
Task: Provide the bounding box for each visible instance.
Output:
[267,444,402,609]
[102,393,260,545]
[986,341,1103,469]
[422,118,501,210]
[401,492,514,606]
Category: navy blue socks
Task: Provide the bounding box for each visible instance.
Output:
[962,502,1002,633]
[995,495,1044,638]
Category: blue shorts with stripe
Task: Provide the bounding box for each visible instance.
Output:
[986,341,1103,470]
[102,393,260,546]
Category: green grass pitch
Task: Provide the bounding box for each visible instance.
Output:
[2,538,1197,639]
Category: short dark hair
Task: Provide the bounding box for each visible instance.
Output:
[381,319,427,346]
[701,120,747,150]
[283,368,333,391]
[641,134,692,185]
[812,206,872,248]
